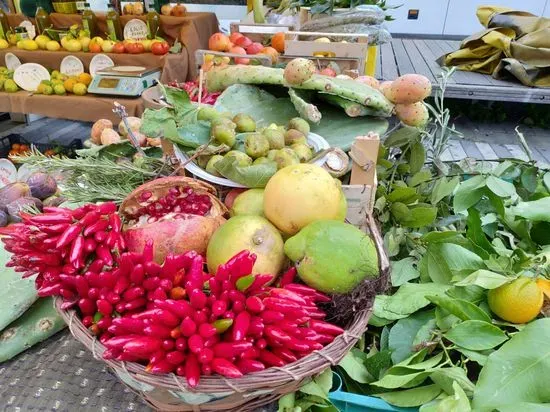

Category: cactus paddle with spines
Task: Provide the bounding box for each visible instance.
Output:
[0,297,66,362]
[206,66,285,93]
[319,93,389,118]
[288,89,322,124]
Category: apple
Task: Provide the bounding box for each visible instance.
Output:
[89,42,102,53]
[79,36,91,52]
[246,42,263,55]
[230,45,249,65]
[112,42,126,53]
[208,33,231,52]
[319,67,337,77]
[90,36,104,46]
[229,32,243,44]
[101,40,115,53]
[235,35,252,49]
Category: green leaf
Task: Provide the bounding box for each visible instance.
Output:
[300,380,329,399]
[521,167,538,193]
[486,176,517,198]
[314,368,333,395]
[511,197,550,222]
[421,231,463,244]
[388,311,435,363]
[435,306,460,331]
[409,169,432,187]
[402,207,438,228]
[384,125,421,148]
[364,350,392,380]
[473,318,550,410]
[495,403,550,412]
[372,283,450,320]
[173,121,211,148]
[426,295,491,322]
[391,257,419,287]
[429,367,475,396]
[453,175,487,212]
[387,187,418,203]
[390,202,411,223]
[381,326,390,351]
[159,84,193,114]
[444,320,508,350]
[454,270,511,289]
[409,141,426,174]
[431,176,460,205]
[424,245,453,284]
[76,141,137,159]
[368,313,394,327]
[543,172,550,192]
[446,284,486,303]
[140,107,178,139]
[454,347,491,366]
[214,157,277,188]
[337,351,373,384]
[466,208,496,256]
[376,384,442,407]
[372,353,444,389]
[436,382,472,412]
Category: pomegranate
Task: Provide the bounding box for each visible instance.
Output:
[120,177,228,263]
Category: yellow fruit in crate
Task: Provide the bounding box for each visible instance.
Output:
[35,35,50,49]
[0,39,8,49]
[8,33,17,45]
[46,40,61,51]
[63,78,77,93]
[77,73,92,86]
[4,79,18,92]
[78,29,90,39]
[90,36,104,46]
[36,83,47,94]
[65,39,82,52]
[51,70,60,79]
[101,40,115,53]
[23,39,39,50]
[16,40,24,49]
[488,277,543,324]
[54,84,66,95]
[80,37,91,52]
[60,36,69,49]
[73,82,87,96]
[141,39,152,51]
[42,85,54,95]
[314,37,331,43]
[51,79,62,87]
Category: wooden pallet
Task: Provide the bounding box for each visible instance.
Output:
[376,38,550,104]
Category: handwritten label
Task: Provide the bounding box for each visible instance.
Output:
[0,159,17,188]
[90,54,114,77]
[124,19,148,40]
[19,21,36,39]
[5,53,21,71]
[14,63,50,91]
[60,56,84,76]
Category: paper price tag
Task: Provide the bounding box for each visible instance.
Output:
[90,54,115,77]
[124,19,148,40]
[60,56,85,76]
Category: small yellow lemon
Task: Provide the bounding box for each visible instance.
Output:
[65,39,82,52]
[77,73,92,86]
[63,78,77,93]
[22,39,39,51]
[4,79,18,93]
[79,37,91,52]
[16,40,24,49]
[73,82,87,96]
[54,84,66,95]
[36,83,47,94]
[50,70,61,79]
[488,277,543,324]
[46,40,61,51]
[42,85,53,95]
[0,39,9,49]
[35,34,50,49]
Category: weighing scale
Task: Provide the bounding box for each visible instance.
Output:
[88,66,161,97]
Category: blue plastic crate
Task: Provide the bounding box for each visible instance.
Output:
[328,372,419,412]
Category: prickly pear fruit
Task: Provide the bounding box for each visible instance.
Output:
[244,133,270,159]
[212,124,236,147]
[284,129,307,146]
[205,155,224,176]
[230,188,265,217]
[198,106,221,122]
[288,117,310,136]
[355,75,380,89]
[233,113,256,133]
[395,102,430,127]
[284,220,379,294]
[263,128,285,150]
[225,150,253,167]
[385,74,432,104]
[290,143,313,163]
[253,157,274,165]
[379,81,392,97]
[284,58,316,85]
[272,148,300,170]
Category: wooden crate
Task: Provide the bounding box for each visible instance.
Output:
[229,22,295,44]
[284,31,369,75]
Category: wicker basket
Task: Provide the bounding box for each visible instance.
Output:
[55,212,388,411]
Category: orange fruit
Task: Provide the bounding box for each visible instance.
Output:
[271,32,285,53]
[78,73,92,86]
[488,277,543,324]
[536,278,550,299]
[63,78,77,93]
[258,46,279,64]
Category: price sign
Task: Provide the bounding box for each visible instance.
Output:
[123,19,148,40]
[5,53,21,71]
[19,21,36,39]
[0,159,17,188]
[90,54,115,77]
[60,56,85,76]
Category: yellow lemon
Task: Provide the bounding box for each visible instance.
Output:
[65,39,82,52]
[42,85,53,95]
[50,70,61,79]
[0,39,9,49]
[8,33,17,45]
[4,79,18,92]
[35,34,50,49]
[72,82,87,96]
[79,36,91,52]
[46,40,61,51]
[536,278,550,299]
[22,39,39,51]
[16,40,24,49]
[54,84,66,95]
[77,73,92,86]
[141,39,152,51]
[36,83,47,94]
[488,277,543,324]
[63,78,77,93]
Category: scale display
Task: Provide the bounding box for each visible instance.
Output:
[88,66,161,97]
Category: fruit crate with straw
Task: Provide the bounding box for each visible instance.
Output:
[281,31,369,76]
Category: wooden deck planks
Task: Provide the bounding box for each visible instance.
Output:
[379,42,398,81]
[401,39,437,83]
[390,39,416,76]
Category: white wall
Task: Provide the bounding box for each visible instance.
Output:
[385,0,450,36]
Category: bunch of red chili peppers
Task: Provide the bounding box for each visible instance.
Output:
[167,80,220,105]
[0,203,344,388]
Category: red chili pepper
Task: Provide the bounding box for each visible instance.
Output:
[309,320,344,336]
[78,298,96,315]
[97,202,117,215]
[159,278,173,291]
[284,337,311,352]
[112,276,129,295]
[94,231,107,243]
[149,360,176,374]
[245,296,264,313]
[188,334,204,354]
[111,318,145,334]
[192,310,208,325]
[83,218,109,237]
[103,335,142,350]
[149,287,167,301]
[265,326,292,343]
[153,299,192,319]
[109,213,122,233]
[97,271,116,289]
[165,350,186,366]
[96,316,112,330]
[197,323,217,339]
[204,334,220,348]
[103,231,117,249]
[269,288,308,305]
[273,347,298,363]
[128,264,144,284]
[211,358,243,378]
[259,350,285,367]
[122,337,162,358]
[37,283,62,297]
[124,297,147,311]
[116,352,140,362]
[96,299,113,316]
[226,250,255,280]
[133,308,180,327]
[213,342,253,358]
[150,350,165,365]
[55,224,81,249]
[189,289,207,310]
[144,260,162,276]
[79,211,100,228]
[260,310,285,324]
[144,324,172,339]
[240,347,260,360]
[30,214,72,225]
[214,263,230,282]
[162,339,175,351]
[198,347,214,364]
[180,317,197,337]
[278,267,297,287]
[40,223,71,234]
[236,359,265,374]
[123,286,145,301]
[95,245,113,266]
[210,300,227,317]
[102,348,120,360]
[142,239,154,263]
[82,315,93,327]
[185,354,201,387]
[72,276,89,298]
[143,276,160,291]
[88,259,105,274]
[231,312,250,342]
[175,337,187,351]
[247,274,275,293]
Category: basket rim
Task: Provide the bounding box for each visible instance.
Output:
[55,213,389,395]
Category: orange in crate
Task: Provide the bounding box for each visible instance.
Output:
[271,32,285,53]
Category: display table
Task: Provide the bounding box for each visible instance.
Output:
[6,12,218,80]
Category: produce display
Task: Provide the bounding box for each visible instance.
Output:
[89,117,160,147]
[0,66,18,92]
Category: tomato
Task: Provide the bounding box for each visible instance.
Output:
[126,43,144,54]
[112,42,126,53]
[151,41,170,55]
